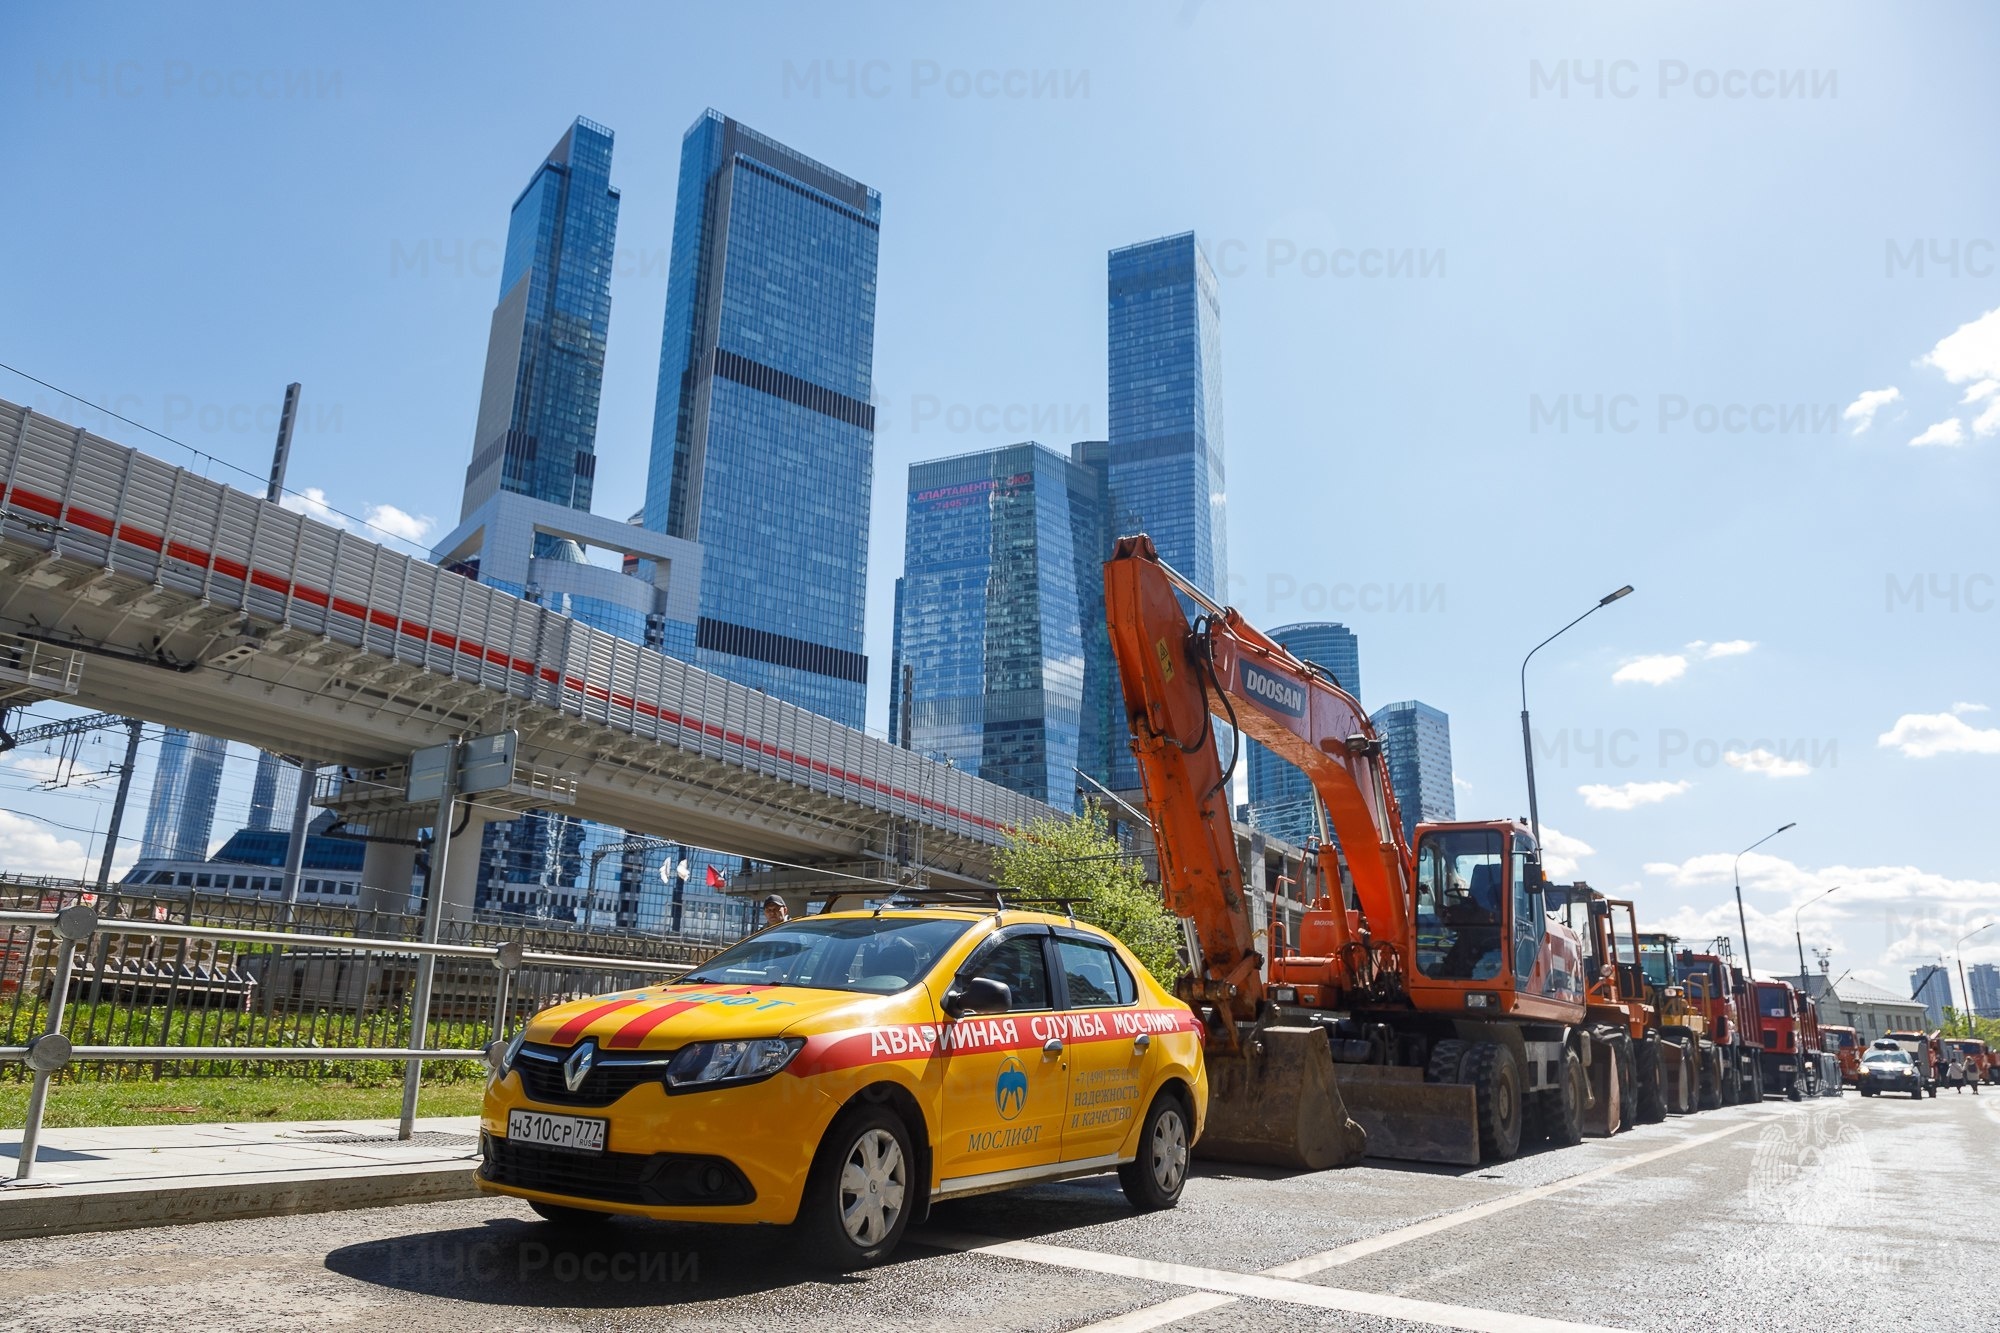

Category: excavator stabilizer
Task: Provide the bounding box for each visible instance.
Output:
[1330,1066,1483,1166]
[1195,1027,1369,1170]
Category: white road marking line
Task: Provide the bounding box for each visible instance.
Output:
[928,1233,1629,1333]
[1264,1115,1764,1278]
[1062,1293,1241,1331]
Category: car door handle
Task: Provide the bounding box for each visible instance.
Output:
[1043,1038,1063,1058]
[1133,1033,1151,1053]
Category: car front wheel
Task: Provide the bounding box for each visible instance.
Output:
[797,1105,914,1269]
[1119,1091,1191,1211]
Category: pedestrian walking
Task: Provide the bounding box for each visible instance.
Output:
[1948,1050,1969,1092]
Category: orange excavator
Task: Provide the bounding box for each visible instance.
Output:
[1105,536,1592,1166]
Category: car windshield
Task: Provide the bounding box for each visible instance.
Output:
[678,916,975,994]
[1864,1052,1909,1068]
[1637,940,1673,987]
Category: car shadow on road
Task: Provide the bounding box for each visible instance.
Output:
[322,1183,1134,1309]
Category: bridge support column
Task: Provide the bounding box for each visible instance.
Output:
[360,838,418,917]
[440,811,487,922]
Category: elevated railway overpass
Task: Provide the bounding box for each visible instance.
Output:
[0,397,1056,913]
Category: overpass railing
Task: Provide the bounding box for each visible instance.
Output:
[0,901,716,1182]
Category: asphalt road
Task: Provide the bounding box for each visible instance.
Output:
[4,1089,1995,1332]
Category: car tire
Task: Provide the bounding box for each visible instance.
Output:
[1911,1087,1923,1101]
[1463,1041,1523,1161]
[796,1104,914,1270]
[528,1200,614,1227]
[1860,1086,1874,1097]
[1119,1090,1192,1211]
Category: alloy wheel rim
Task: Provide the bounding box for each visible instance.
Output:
[838,1128,906,1246]
[1151,1108,1189,1192]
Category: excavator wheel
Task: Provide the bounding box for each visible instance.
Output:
[1548,1047,1586,1146]
[1426,1038,1471,1085]
[1672,1039,1699,1114]
[1635,1036,1668,1124]
[1615,1037,1638,1131]
[1462,1041,1523,1161]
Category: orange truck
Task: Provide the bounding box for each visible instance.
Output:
[1821,1025,1863,1085]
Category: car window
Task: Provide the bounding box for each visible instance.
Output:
[964,934,1052,1011]
[679,916,973,993]
[1058,938,1137,1007]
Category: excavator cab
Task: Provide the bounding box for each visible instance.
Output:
[1405,821,1582,1019]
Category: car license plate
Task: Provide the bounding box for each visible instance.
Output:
[507,1109,607,1153]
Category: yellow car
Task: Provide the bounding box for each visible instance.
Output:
[477,907,1208,1266]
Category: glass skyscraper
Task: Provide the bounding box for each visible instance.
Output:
[1369,700,1457,843]
[460,117,620,546]
[1910,965,1953,1027]
[139,728,228,862]
[1246,623,1361,845]
[893,444,1108,804]
[643,110,880,727]
[1100,233,1230,787]
[1968,963,1999,1020]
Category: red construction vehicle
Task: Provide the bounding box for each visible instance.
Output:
[1755,979,1819,1100]
[1675,941,1765,1102]
[1104,536,1593,1166]
[1940,1037,1991,1088]
[1820,1025,1863,1086]
[1635,931,1720,1110]
[1568,888,1698,1126]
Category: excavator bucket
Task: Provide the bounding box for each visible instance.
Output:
[1195,1027,1369,1170]
[1331,1065,1482,1166]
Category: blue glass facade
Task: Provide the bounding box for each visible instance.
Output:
[140,728,228,862]
[644,110,880,727]
[461,117,620,556]
[1247,623,1361,846]
[895,444,1107,804]
[1101,233,1230,787]
[1369,700,1457,843]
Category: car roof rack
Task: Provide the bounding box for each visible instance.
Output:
[809,885,1011,914]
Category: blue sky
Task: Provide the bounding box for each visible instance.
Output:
[2,2,1995,992]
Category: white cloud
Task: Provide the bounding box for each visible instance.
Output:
[1451,775,1473,792]
[1538,825,1594,880]
[1688,639,1756,660]
[1909,418,1966,448]
[364,503,435,544]
[1953,702,1989,715]
[1878,710,2000,758]
[1612,653,1687,686]
[0,810,91,877]
[1841,386,1900,434]
[1577,779,1692,811]
[279,486,346,527]
[1974,398,2000,438]
[1921,306,2000,385]
[1724,747,1811,778]
[1961,379,1999,404]
[2,754,68,785]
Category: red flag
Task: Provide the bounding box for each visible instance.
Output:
[705,865,726,889]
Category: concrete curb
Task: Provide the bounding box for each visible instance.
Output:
[0,1158,482,1241]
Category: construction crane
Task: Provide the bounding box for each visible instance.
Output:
[1105,534,1594,1166]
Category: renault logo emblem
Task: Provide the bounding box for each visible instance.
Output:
[563,1040,596,1093]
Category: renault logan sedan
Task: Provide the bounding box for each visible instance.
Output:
[478,908,1208,1266]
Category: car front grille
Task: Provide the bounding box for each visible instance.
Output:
[512,1044,669,1108]
[481,1135,755,1207]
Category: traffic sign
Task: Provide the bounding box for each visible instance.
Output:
[407,743,456,803]
[458,730,519,796]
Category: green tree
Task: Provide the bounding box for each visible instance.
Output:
[996,808,1184,985]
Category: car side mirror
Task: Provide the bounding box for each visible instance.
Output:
[945,976,1011,1017]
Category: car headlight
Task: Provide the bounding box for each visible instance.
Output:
[487,1030,526,1076]
[663,1037,805,1091]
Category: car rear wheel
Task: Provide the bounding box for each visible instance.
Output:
[797,1105,913,1269]
[1120,1090,1192,1210]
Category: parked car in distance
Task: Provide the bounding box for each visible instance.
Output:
[1858,1048,1924,1100]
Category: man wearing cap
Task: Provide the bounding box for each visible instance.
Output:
[762,894,789,928]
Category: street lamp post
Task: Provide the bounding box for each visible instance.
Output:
[1793,885,1840,984]
[1733,822,1796,978]
[1956,922,1993,1035]
[1519,585,1634,848]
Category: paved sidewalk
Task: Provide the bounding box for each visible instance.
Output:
[0,1115,483,1239]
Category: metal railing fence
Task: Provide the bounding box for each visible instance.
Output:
[0,898,726,1182]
